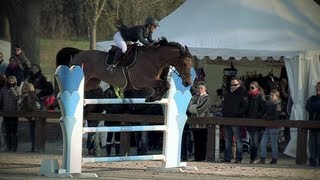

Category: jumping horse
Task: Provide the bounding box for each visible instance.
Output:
[56,38,193,102]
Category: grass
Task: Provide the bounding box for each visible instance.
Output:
[40,38,89,79]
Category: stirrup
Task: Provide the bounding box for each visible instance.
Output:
[107,64,116,73]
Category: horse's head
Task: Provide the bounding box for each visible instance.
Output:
[155,37,193,87]
[176,45,193,87]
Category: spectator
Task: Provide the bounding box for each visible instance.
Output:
[28,64,53,109]
[20,82,41,152]
[0,52,8,75]
[0,76,21,152]
[305,81,320,167]
[5,57,24,86]
[258,89,282,164]
[188,83,212,161]
[279,66,290,144]
[85,87,105,156]
[104,85,126,156]
[12,44,31,80]
[221,77,249,163]
[246,81,266,164]
[211,88,223,117]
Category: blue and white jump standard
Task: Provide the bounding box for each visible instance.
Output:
[54,65,195,174]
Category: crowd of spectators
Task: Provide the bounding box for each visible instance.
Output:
[0,46,54,153]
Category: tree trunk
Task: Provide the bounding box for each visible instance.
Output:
[0,14,10,41]
[6,0,41,65]
[90,22,97,50]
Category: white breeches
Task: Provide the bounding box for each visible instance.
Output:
[113,31,127,53]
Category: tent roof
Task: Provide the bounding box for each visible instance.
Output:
[152,0,320,59]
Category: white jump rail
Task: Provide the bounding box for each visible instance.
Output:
[52,65,195,175]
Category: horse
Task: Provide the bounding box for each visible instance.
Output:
[56,38,193,102]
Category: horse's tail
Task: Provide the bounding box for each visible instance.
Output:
[56,47,82,67]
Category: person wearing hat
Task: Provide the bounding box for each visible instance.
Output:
[108,17,160,71]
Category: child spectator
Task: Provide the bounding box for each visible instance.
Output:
[0,76,21,152]
[20,82,41,152]
[258,89,281,164]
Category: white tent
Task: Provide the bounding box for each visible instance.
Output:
[97,0,320,158]
[153,0,320,158]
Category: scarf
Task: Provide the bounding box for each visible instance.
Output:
[248,89,259,97]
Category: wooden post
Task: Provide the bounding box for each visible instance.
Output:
[34,117,46,153]
[119,122,131,155]
[296,128,307,165]
[206,125,215,161]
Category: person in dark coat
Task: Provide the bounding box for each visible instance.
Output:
[108,17,159,71]
[5,57,24,86]
[12,44,31,80]
[85,87,105,156]
[246,81,266,164]
[28,64,52,108]
[103,85,127,156]
[0,76,20,152]
[305,81,320,167]
[221,77,249,163]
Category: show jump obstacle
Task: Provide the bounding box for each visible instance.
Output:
[46,65,195,176]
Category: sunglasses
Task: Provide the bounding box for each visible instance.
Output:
[230,84,239,87]
[250,87,255,89]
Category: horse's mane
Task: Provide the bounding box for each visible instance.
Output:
[155,37,192,58]
[156,37,185,50]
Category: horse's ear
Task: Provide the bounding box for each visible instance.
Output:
[185,45,189,52]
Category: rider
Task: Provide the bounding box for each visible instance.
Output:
[107,17,159,71]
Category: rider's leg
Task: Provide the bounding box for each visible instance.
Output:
[111,49,124,66]
[110,31,127,67]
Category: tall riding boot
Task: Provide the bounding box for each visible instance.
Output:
[107,50,123,72]
[106,144,112,156]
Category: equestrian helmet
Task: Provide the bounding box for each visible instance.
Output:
[145,17,159,27]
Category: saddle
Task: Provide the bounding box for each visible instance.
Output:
[105,44,139,67]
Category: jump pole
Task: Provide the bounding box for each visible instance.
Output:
[51,65,195,175]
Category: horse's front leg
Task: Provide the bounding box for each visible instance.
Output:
[147,80,170,102]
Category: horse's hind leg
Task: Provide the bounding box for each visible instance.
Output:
[143,87,156,102]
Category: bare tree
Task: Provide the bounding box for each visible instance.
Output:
[82,0,107,50]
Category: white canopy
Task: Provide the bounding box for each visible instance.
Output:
[97,0,320,158]
[154,0,320,158]
[153,0,320,60]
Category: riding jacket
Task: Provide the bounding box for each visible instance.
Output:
[119,25,154,45]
